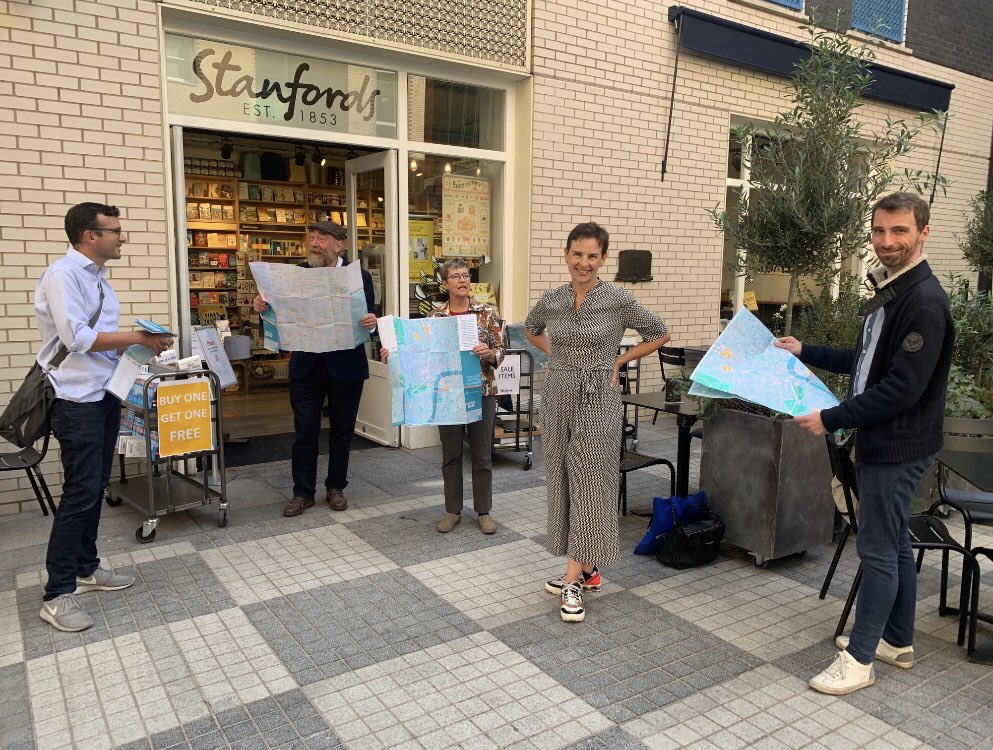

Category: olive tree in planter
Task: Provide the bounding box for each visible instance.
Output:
[701,20,946,566]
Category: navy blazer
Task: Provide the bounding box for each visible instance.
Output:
[288,258,377,382]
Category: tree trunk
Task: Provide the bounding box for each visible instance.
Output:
[782,271,799,337]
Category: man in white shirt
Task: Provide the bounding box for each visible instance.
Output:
[35,203,172,632]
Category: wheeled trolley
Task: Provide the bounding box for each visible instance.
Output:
[106,369,228,543]
[493,348,536,470]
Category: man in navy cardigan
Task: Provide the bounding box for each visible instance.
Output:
[776,192,953,696]
[254,221,377,517]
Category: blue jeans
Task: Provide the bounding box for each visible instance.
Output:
[44,395,120,600]
[848,454,935,664]
[290,367,364,498]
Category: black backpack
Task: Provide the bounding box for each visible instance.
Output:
[656,512,725,569]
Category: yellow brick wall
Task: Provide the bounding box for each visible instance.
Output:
[529,0,993,392]
[0,0,170,513]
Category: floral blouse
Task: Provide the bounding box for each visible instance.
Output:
[431,301,506,397]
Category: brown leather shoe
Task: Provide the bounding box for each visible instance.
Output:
[327,488,348,511]
[284,497,315,517]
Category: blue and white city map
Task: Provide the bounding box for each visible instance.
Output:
[689,308,840,416]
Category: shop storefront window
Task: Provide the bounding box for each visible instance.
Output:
[407,155,503,318]
[408,76,504,151]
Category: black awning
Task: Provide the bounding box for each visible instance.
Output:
[667,5,953,112]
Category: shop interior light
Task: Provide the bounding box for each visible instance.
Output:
[294,145,307,166]
[416,172,423,177]
[409,158,418,172]
[443,162,452,174]
[220,139,233,160]
[377,196,383,202]
[476,166,481,176]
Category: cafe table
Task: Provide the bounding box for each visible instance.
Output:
[620,391,698,498]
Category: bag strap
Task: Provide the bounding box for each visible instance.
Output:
[44,280,105,372]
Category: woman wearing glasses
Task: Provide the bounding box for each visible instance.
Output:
[526,222,669,622]
[382,259,505,534]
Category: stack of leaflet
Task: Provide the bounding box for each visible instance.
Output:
[117,376,160,458]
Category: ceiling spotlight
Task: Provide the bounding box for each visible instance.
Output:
[443,162,452,174]
[416,172,423,177]
[294,145,307,167]
[321,155,327,166]
[409,158,418,172]
[476,166,481,176]
[220,139,233,160]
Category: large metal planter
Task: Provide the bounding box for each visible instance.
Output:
[700,408,834,565]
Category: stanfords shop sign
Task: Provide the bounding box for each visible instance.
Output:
[165,34,397,137]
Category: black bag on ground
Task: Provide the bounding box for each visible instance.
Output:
[656,512,725,569]
[0,362,57,448]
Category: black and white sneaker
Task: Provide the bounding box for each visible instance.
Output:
[560,581,585,623]
[545,567,601,595]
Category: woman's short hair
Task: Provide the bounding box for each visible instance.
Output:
[440,258,470,281]
[565,222,609,255]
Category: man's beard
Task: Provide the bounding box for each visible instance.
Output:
[308,250,334,267]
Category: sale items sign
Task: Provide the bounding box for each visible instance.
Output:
[156,380,213,457]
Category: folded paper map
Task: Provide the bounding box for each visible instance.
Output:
[250,262,370,353]
[689,308,840,416]
[379,315,483,426]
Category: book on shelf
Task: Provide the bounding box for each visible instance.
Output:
[222,205,235,221]
[193,231,207,247]
[186,203,198,220]
[206,232,221,248]
[197,251,210,266]
[293,209,306,223]
[198,202,212,220]
[210,204,223,221]
[294,189,305,202]
[217,182,234,199]
[226,233,238,248]
[247,184,262,200]
[240,206,257,222]
[275,208,287,223]
[191,182,207,198]
[238,182,249,200]
[261,186,274,202]
[236,251,248,266]
[356,213,367,228]
[274,188,286,202]
[257,207,272,222]
[189,272,202,286]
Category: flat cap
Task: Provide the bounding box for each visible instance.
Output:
[308,220,346,239]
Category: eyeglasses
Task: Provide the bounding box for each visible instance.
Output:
[446,273,472,281]
[88,227,123,235]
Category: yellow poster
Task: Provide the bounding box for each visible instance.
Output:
[156,380,213,458]
[441,175,490,257]
[409,218,435,281]
[742,291,759,311]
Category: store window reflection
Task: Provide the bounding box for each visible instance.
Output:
[408,76,504,151]
[408,155,503,319]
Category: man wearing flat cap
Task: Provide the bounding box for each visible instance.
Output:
[253,220,377,517]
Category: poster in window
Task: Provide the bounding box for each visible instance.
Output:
[441,175,490,258]
[408,219,435,281]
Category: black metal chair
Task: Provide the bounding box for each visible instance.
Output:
[823,435,979,655]
[937,417,993,525]
[0,433,57,516]
[619,448,674,517]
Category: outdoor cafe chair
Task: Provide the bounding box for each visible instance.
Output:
[937,417,993,530]
[0,432,57,516]
[822,435,980,655]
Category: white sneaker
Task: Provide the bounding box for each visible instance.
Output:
[39,593,93,632]
[809,650,875,695]
[560,581,585,623]
[835,635,914,669]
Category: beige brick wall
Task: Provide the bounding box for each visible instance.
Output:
[529,0,993,394]
[0,0,169,514]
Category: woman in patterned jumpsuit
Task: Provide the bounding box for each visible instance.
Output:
[525,222,670,622]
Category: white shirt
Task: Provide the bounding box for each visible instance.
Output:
[35,247,121,402]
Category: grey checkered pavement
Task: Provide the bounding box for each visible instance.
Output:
[2,414,993,749]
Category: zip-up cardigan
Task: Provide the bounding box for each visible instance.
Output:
[799,260,953,463]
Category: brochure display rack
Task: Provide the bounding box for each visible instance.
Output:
[493,349,536,470]
[106,369,228,543]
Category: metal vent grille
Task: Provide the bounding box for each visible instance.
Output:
[190,0,529,68]
[852,0,905,42]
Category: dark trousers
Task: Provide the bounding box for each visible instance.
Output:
[290,366,364,499]
[44,394,120,600]
[848,454,935,664]
[438,395,497,514]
